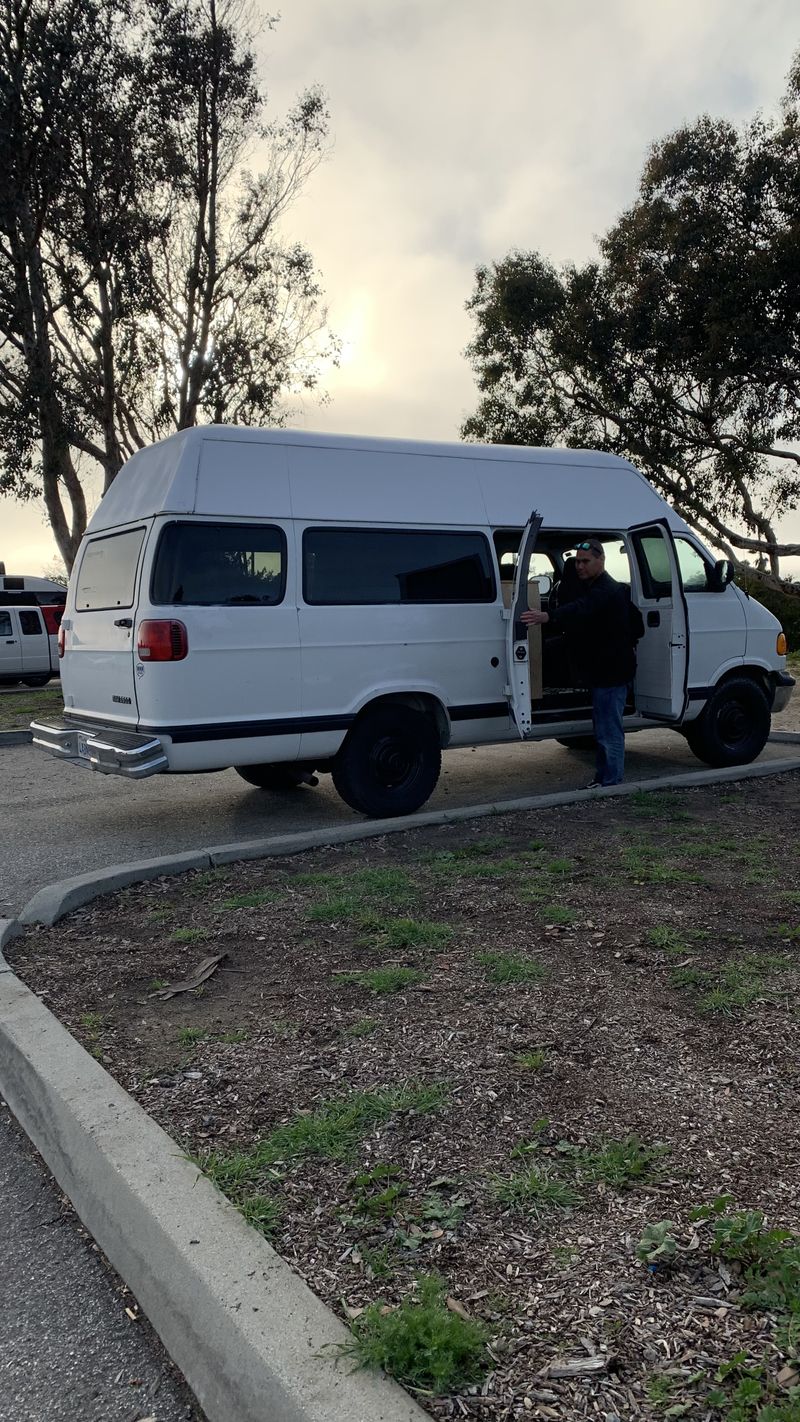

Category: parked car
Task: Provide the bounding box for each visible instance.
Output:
[0,600,60,686]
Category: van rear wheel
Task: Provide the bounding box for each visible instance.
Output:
[235,763,318,791]
[332,705,441,817]
[22,675,50,688]
[683,677,771,767]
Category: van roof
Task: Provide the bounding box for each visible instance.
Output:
[86,425,687,535]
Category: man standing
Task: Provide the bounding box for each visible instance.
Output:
[522,537,639,787]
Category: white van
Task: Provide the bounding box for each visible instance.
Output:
[31,427,794,816]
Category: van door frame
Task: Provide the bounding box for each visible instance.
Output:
[627,517,690,723]
[506,511,542,738]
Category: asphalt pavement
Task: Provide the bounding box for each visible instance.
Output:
[3,725,797,919]
[0,1102,204,1422]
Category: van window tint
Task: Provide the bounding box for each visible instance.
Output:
[19,611,43,635]
[631,529,673,598]
[152,522,286,606]
[303,528,496,605]
[0,611,11,637]
[75,528,146,611]
[675,537,713,591]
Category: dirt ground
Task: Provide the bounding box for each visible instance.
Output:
[7,774,800,1421]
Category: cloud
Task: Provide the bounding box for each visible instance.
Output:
[3,0,800,570]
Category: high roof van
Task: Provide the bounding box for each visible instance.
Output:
[31,427,794,816]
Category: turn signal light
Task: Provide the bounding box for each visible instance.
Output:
[57,624,66,659]
[777,632,787,656]
[137,620,188,661]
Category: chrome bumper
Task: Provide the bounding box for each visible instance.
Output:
[30,718,168,779]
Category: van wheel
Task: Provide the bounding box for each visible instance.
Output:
[235,763,318,791]
[332,705,441,817]
[683,677,771,767]
[22,675,50,688]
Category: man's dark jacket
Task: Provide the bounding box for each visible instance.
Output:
[548,571,637,688]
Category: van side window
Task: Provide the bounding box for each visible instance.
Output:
[0,611,11,637]
[19,611,43,635]
[675,537,714,592]
[631,529,673,598]
[303,529,496,605]
[152,522,286,606]
[75,528,146,611]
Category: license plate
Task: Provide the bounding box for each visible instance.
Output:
[76,734,92,759]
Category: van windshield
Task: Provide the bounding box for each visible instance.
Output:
[151,522,286,606]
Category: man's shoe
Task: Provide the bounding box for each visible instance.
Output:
[585,779,602,789]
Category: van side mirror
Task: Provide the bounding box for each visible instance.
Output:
[708,559,734,591]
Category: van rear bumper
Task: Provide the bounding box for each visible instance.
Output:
[30,718,168,778]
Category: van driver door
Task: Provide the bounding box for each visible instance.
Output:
[628,519,689,721]
[506,511,542,738]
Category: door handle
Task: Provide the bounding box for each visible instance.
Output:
[5,638,16,644]
[114,618,133,628]
[647,611,660,628]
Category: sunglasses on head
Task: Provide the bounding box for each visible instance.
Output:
[576,541,602,554]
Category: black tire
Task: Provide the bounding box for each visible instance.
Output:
[683,676,771,767]
[555,735,596,750]
[332,704,441,817]
[235,763,316,791]
[22,674,50,688]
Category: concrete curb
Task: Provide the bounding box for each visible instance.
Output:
[0,973,425,1422]
[0,728,33,746]
[14,754,800,929]
[769,729,800,744]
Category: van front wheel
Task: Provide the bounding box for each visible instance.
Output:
[332,705,441,817]
[683,677,771,767]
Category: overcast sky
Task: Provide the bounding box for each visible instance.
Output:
[3,0,800,575]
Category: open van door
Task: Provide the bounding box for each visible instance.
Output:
[506,511,543,738]
[628,519,688,721]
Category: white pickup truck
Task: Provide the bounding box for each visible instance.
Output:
[0,602,60,686]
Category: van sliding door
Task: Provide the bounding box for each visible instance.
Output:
[507,512,543,737]
[628,520,688,721]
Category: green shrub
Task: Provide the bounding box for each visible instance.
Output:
[342,1274,490,1394]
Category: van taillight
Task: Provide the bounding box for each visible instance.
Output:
[137,620,188,661]
[57,625,65,658]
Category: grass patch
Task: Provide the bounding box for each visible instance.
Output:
[341,1273,489,1395]
[647,925,707,955]
[237,1193,281,1238]
[177,1026,206,1046]
[171,927,206,942]
[0,683,63,731]
[200,1083,449,1182]
[219,889,280,909]
[334,967,424,995]
[670,954,789,1015]
[490,1165,582,1218]
[343,1018,380,1038]
[629,789,692,821]
[217,1028,248,1044]
[539,905,577,926]
[477,951,546,985]
[368,919,455,951]
[569,1135,667,1189]
[546,858,574,876]
[515,1049,547,1071]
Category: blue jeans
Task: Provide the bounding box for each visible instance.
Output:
[591,684,628,785]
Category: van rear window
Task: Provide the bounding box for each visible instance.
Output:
[303,528,496,605]
[75,528,146,611]
[151,522,286,606]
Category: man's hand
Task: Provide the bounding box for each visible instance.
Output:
[521,609,549,626]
